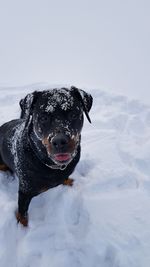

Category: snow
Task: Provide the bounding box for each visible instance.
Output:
[44,88,74,112]
[0,85,150,267]
[10,122,25,173]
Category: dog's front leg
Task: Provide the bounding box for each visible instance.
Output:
[16,191,33,227]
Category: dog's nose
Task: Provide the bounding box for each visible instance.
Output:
[51,134,69,151]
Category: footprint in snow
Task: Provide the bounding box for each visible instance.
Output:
[76,159,96,177]
[64,189,90,240]
[102,245,120,267]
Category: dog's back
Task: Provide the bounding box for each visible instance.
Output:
[0,119,24,171]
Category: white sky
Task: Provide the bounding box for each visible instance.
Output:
[0,0,150,103]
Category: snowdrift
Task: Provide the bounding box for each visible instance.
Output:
[0,85,150,267]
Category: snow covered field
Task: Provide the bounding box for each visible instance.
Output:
[0,85,150,267]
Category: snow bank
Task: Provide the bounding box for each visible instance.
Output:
[0,85,150,267]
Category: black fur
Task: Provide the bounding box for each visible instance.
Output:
[0,86,93,225]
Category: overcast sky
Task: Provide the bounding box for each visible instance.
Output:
[0,0,150,103]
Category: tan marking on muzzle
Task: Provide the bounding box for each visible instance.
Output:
[42,137,51,155]
[68,139,76,153]
[68,134,80,152]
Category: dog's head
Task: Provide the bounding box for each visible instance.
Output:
[20,86,93,166]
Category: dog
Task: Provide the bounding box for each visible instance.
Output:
[0,86,93,226]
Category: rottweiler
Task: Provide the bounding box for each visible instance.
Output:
[0,86,93,226]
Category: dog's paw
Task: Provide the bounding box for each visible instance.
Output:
[15,211,28,227]
[63,178,74,187]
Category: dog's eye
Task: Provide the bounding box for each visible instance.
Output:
[40,114,49,123]
[72,114,78,120]
[69,111,79,120]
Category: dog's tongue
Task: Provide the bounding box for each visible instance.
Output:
[54,153,71,162]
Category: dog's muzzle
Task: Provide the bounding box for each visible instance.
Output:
[42,133,80,167]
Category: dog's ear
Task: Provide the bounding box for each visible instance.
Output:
[20,91,41,121]
[71,86,93,123]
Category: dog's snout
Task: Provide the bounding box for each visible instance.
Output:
[51,134,69,150]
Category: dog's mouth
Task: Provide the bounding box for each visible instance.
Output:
[42,133,80,166]
[53,153,71,163]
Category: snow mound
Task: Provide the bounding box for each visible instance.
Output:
[0,86,150,267]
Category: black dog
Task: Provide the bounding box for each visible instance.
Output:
[0,86,92,226]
